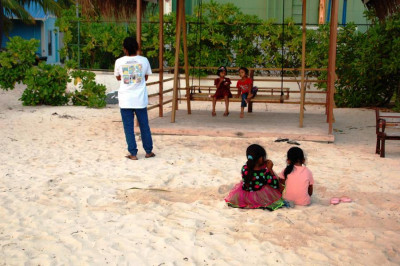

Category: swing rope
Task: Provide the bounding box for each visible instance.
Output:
[190,0,203,94]
[280,0,285,100]
[197,0,203,93]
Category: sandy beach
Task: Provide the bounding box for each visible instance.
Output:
[1,84,400,265]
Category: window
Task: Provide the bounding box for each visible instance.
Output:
[48,31,52,56]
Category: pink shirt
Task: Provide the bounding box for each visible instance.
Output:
[279,166,314,206]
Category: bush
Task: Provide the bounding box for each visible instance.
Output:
[20,63,71,106]
[334,13,400,107]
[0,37,39,90]
[56,2,400,108]
[70,70,107,108]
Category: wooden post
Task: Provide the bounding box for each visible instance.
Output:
[299,0,307,128]
[248,69,254,113]
[136,0,142,54]
[181,0,191,115]
[327,0,339,134]
[171,0,182,123]
[319,0,326,24]
[158,0,164,117]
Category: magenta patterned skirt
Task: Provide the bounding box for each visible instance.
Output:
[224,182,283,209]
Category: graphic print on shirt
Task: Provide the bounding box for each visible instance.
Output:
[239,83,249,92]
[122,63,143,85]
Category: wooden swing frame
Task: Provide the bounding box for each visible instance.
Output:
[136,0,339,135]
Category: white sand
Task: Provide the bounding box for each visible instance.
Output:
[1,84,400,265]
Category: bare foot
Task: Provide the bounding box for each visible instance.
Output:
[223,112,229,117]
[240,113,244,118]
[212,111,216,117]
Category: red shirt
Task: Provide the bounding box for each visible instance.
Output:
[236,78,253,94]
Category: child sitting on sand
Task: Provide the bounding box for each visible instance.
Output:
[279,147,314,206]
[225,144,284,210]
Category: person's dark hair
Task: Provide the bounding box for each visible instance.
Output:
[244,144,266,183]
[283,147,305,179]
[239,67,249,76]
[123,37,139,56]
[216,66,227,76]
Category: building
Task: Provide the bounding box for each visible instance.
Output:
[1,4,62,64]
[173,0,369,27]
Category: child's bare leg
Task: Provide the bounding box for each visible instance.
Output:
[212,97,217,116]
[240,107,244,118]
[223,95,229,116]
[245,94,252,104]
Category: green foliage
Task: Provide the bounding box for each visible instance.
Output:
[56,6,129,69]
[303,14,400,108]
[305,24,330,90]
[393,101,400,112]
[334,14,400,107]
[55,1,400,108]
[70,70,107,108]
[0,37,39,90]
[20,63,71,106]
[187,1,265,75]
[0,33,106,108]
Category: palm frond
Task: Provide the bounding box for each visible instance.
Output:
[77,0,153,20]
[2,0,34,23]
[363,0,400,19]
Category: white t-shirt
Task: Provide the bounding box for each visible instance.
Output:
[114,55,152,108]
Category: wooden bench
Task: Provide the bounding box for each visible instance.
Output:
[189,86,290,112]
[375,109,400,158]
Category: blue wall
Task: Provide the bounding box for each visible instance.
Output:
[2,17,61,64]
[43,17,59,64]
[1,20,42,53]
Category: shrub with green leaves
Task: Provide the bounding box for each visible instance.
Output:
[20,63,71,106]
[0,37,39,90]
[334,12,400,107]
[56,2,400,108]
[70,70,107,108]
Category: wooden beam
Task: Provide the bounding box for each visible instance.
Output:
[171,0,183,123]
[327,0,339,134]
[147,128,335,143]
[136,0,142,54]
[158,0,164,117]
[249,70,255,112]
[319,0,326,24]
[181,0,191,115]
[299,0,307,128]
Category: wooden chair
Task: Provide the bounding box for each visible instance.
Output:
[375,109,400,158]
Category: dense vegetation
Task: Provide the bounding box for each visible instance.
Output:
[1,1,399,108]
[0,37,106,108]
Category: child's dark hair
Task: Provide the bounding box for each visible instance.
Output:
[239,67,249,76]
[123,37,139,55]
[283,147,305,179]
[244,144,266,183]
[216,66,227,76]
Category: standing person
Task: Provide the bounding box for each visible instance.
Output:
[224,144,284,210]
[114,37,155,160]
[278,147,314,206]
[236,67,254,118]
[211,66,232,117]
